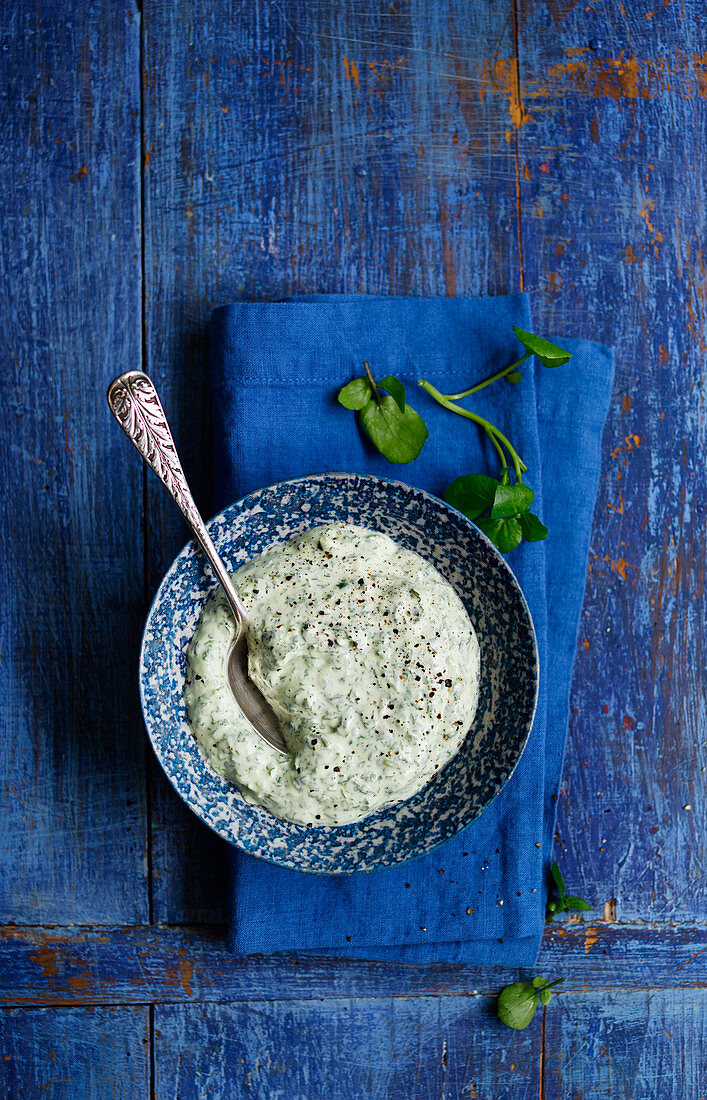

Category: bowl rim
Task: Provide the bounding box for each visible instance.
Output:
[139,470,539,871]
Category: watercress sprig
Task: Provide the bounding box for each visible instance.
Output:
[497,976,565,1030]
[442,470,546,554]
[418,328,571,554]
[336,329,571,554]
[338,361,428,464]
[546,861,591,921]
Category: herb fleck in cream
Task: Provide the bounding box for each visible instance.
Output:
[185,523,480,826]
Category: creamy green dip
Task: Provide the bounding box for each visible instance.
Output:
[184,523,480,826]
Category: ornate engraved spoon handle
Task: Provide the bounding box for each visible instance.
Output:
[107,370,247,627]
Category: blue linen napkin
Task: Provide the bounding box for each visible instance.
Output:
[209,293,614,965]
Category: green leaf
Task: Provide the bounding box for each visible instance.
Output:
[512,326,573,369]
[360,395,428,463]
[497,982,539,1030]
[519,511,549,542]
[564,896,591,911]
[476,515,523,554]
[491,483,535,518]
[338,377,372,410]
[546,900,559,917]
[443,474,499,521]
[551,862,566,898]
[532,976,548,989]
[539,988,552,1006]
[506,370,523,383]
[378,374,406,413]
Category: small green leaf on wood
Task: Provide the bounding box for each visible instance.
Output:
[497,982,539,1030]
[551,861,566,897]
[564,896,592,911]
[506,370,523,383]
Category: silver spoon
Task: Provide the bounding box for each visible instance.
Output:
[107,370,289,755]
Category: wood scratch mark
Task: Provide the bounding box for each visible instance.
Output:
[676,943,707,972]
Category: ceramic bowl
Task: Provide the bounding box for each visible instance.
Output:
[139,472,538,873]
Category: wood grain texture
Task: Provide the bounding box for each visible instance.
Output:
[542,990,707,1099]
[142,0,523,923]
[0,1006,149,1099]
[154,997,540,1100]
[0,3,148,922]
[0,923,703,1006]
[516,0,707,923]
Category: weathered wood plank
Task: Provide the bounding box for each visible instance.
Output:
[0,4,148,921]
[542,989,707,1099]
[0,923,703,1006]
[0,1006,149,1100]
[154,996,540,1100]
[142,0,522,922]
[516,1,707,921]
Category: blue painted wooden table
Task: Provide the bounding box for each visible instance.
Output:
[1,1,705,1096]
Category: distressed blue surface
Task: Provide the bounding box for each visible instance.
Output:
[0,1007,149,1100]
[0,3,147,924]
[0,0,705,1094]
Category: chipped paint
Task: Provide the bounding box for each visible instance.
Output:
[342,55,361,90]
[178,957,194,997]
[480,56,532,129]
[523,50,707,102]
[28,944,59,978]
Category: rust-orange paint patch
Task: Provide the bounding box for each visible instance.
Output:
[28,944,59,977]
[69,165,88,183]
[523,51,707,102]
[610,433,641,458]
[342,55,361,90]
[480,56,532,129]
[584,926,599,954]
[178,957,194,997]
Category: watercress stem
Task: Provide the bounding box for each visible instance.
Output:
[445,351,531,400]
[363,360,381,404]
[489,432,508,470]
[418,379,528,482]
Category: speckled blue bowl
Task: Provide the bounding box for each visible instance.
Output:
[139,472,538,873]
